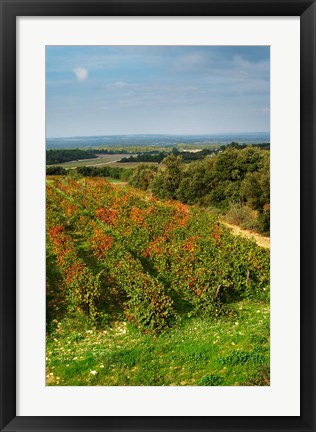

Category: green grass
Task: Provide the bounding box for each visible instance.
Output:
[46,298,269,386]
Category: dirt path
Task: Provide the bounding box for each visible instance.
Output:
[221,221,270,249]
[108,181,128,187]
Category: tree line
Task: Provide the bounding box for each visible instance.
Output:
[118,143,270,164]
[47,143,269,165]
[119,148,215,164]
[129,146,270,234]
[46,148,131,165]
[46,164,133,181]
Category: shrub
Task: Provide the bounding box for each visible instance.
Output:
[48,224,102,321]
[47,177,270,328]
[46,166,67,175]
[198,375,223,386]
[224,204,259,232]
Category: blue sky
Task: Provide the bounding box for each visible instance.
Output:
[46,46,270,138]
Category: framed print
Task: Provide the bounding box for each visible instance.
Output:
[0,1,315,432]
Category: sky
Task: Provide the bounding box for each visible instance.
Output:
[46,46,270,138]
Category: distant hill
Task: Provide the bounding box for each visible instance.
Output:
[46,133,270,149]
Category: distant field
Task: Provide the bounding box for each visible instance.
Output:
[50,155,162,170]
[51,154,133,168]
[109,161,160,168]
[46,132,270,150]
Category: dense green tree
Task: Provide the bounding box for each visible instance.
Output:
[46,166,67,175]
[46,149,97,165]
[147,147,270,233]
[151,155,184,199]
[214,149,241,181]
[240,156,270,210]
[240,156,270,233]
[129,165,158,190]
[176,157,216,204]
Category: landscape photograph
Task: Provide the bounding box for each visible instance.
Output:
[46,46,270,386]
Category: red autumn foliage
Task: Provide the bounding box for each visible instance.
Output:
[96,208,118,226]
[90,229,114,260]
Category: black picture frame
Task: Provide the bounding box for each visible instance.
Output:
[0,1,315,431]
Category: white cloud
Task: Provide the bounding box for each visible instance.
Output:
[173,52,209,72]
[73,67,88,81]
[233,56,270,80]
[113,81,129,88]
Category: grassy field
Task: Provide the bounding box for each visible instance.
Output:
[46,298,269,386]
[52,154,133,168]
[50,155,161,170]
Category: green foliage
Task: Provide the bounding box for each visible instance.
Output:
[224,204,260,232]
[46,149,98,165]
[144,146,270,233]
[101,244,175,332]
[46,299,270,386]
[74,165,133,181]
[198,375,224,386]
[120,151,167,163]
[46,166,67,175]
[129,164,158,190]
[240,366,270,386]
[46,177,269,332]
[249,334,268,344]
[151,155,184,199]
[48,225,102,322]
[119,168,134,181]
[218,351,251,366]
[218,350,266,366]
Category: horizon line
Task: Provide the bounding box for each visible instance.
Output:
[46,131,270,140]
